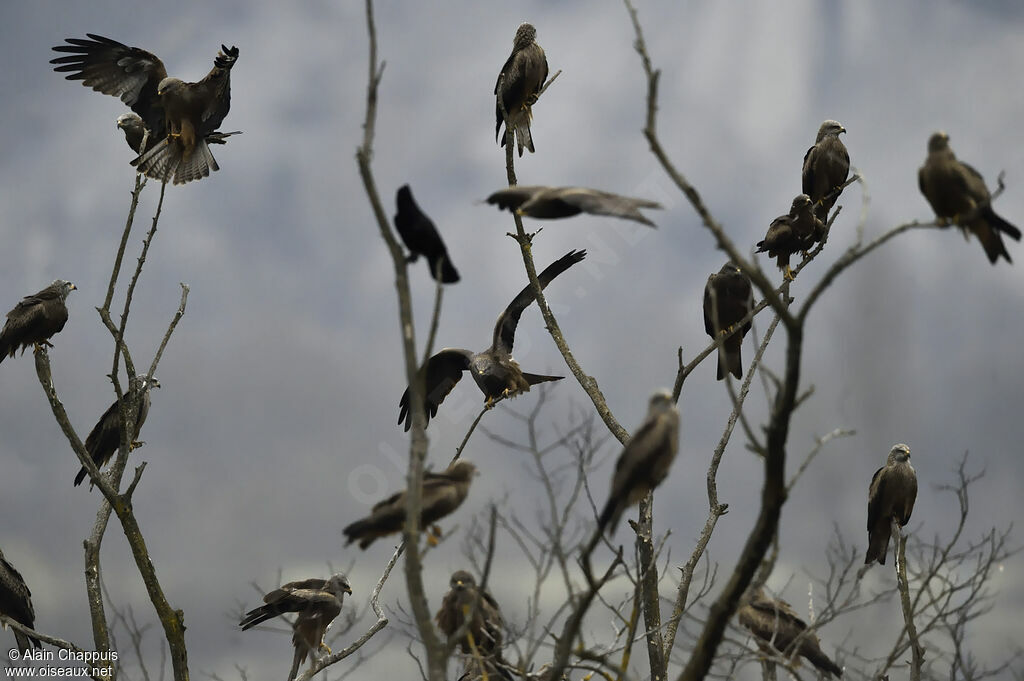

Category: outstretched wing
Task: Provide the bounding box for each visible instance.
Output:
[556,188,662,226]
[195,45,238,134]
[397,349,473,431]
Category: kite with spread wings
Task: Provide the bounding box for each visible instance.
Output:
[52,34,239,185]
[486,185,662,227]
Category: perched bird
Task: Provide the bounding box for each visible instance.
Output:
[52,34,239,184]
[240,574,352,681]
[393,185,460,283]
[74,375,160,487]
[0,280,76,365]
[435,571,507,663]
[755,194,823,281]
[865,443,918,566]
[343,460,477,549]
[0,548,41,654]
[398,250,585,431]
[802,120,850,223]
[596,390,679,537]
[918,131,1021,264]
[495,23,548,156]
[738,587,843,678]
[486,186,662,227]
[116,112,240,156]
[703,262,754,380]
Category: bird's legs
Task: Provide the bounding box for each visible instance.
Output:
[129,440,146,451]
[783,265,795,282]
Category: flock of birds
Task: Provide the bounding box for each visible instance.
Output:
[0,17,1017,681]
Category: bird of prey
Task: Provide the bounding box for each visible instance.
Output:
[918,131,1021,264]
[116,112,240,157]
[0,548,41,654]
[596,390,679,536]
[393,185,460,283]
[397,249,585,431]
[240,574,352,681]
[74,375,160,487]
[755,194,823,281]
[703,262,754,381]
[0,280,76,365]
[495,23,548,157]
[865,443,918,566]
[738,587,843,678]
[52,34,239,185]
[486,186,662,227]
[343,460,477,549]
[436,571,509,663]
[802,120,850,223]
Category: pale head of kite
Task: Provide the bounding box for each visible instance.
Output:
[816,119,846,141]
[888,443,911,465]
[513,23,537,48]
[927,131,951,153]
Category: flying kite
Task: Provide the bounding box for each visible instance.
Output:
[74,376,160,487]
[0,280,76,365]
[865,443,918,566]
[52,34,239,184]
[0,548,41,654]
[116,112,239,157]
[394,185,460,283]
[495,23,548,156]
[240,574,352,681]
[343,460,477,549]
[703,262,754,380]
[802,120,850,223]
[756,194,823,280]
[919,131,1020,264]
[398,249,585,431]
[738,586,843,678]
[486,186,662,227]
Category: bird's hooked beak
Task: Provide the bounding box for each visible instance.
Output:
[343,584,353,595]
[69,283,78,291]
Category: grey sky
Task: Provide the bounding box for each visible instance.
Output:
[1,1,1022,679]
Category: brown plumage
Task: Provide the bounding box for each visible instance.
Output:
[74,376,160,487]
[865,443,918,566]
[343,461,477,549]
[240,574,351,681]
[495,23,548,156]
[486,185,662,227]
[52,35,239,184]
[738,587,842,677]
[802,120,850,223]
[0,548,41,654]
[397,250,585,431]
[0,280,75,365]
[703,262,754,380]
[116,112,239,157]
[918,131,1020,264]
[756,194,824,280]
[435,570,509,676]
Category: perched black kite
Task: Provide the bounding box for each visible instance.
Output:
[436,570,509,673]
[703,262,754,381]
[596,390,679,537]
[0,280,76,366]
[0,548,41,654]
[398,249,585,431]
[919,131,1021,264]
[74,375,160,487]
[393,185,460,283]
[495,23,548,156]
[738,587,843,678]
[240,574,352,681]
[343,460,477,549]
[486,186,662,227]
[865,443,918,566]
[756,194,823,281]
[802,120,850,223]
[52,34,239,185]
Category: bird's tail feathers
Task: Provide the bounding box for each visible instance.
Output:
[717,346,743,381]
[239,606,276,631]
[984,207,1022,241]
[514,119,534,157]
[132,138,180,184]
[14,631,42,654]
[428,254,461,284]
[207,130,242,145]
[522,372,563,386]
[864,528,890,566]
[802,644,843,678]
[172,139,219,185]
[73,466,88,487]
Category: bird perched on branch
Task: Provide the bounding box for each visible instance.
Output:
[0,280,76,366]
[703,262,754,381]
[240,574,352,681]
[398,250,585,431]
[595,390,679,539]
[343,460,477,549]
[0,548,41,654]
[74,375,160,487]
[495,23,548,156]
[436,571,511,678]
[52,34,239,184]
[802,120,850,223]
[918,131,1020,264]
[738,586,843,678]
[756,194,823,281]
[486,185,662,227]
[393,185,460,283]
[865,443,917,566]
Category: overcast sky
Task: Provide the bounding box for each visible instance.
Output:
[1,1,1022,679]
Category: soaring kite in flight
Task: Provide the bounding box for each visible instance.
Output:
[52,34,239,184]
[495,23,548,156]
[486,186,662,227]
[0,280,76,365]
